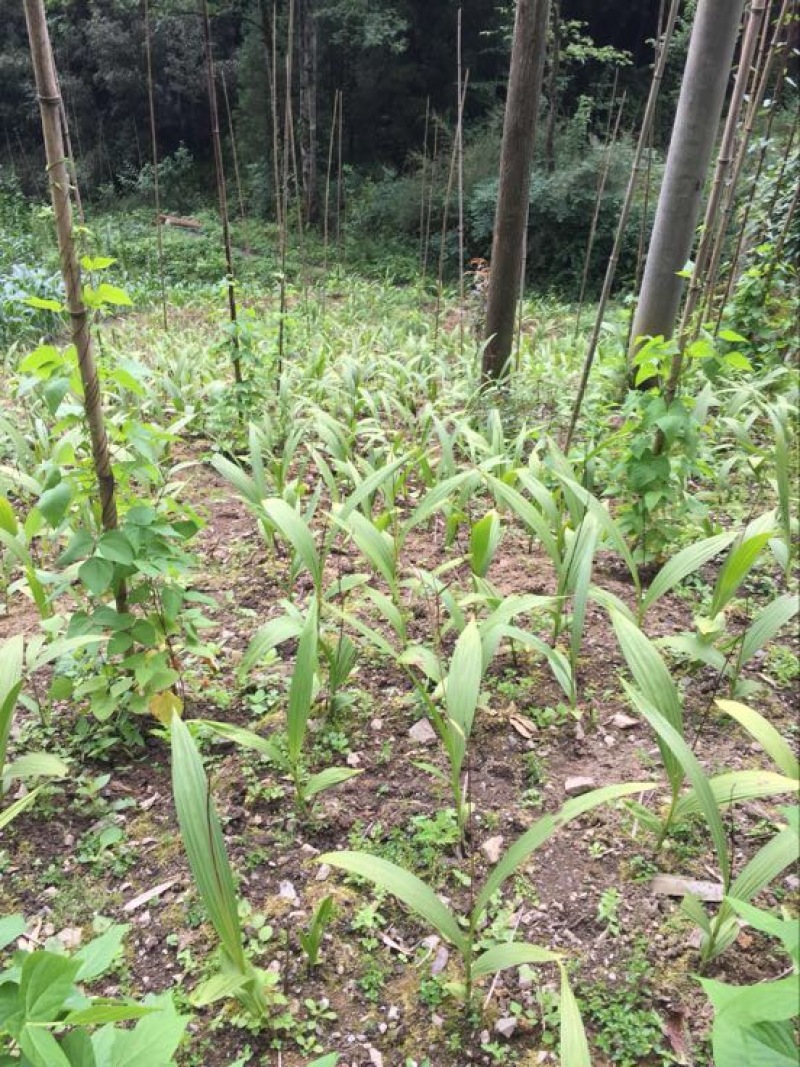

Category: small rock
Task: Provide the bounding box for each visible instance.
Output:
[564,776,596,797]
[432,1013,444,1029]
[408,718,437,744]
[58,926,82,949]
[481,835,504,864]
[611,712,638,730]
[316,863,331,882]
[368,1047,384,1067]
[387,1005,400,1022]
[300,843,319,856]
[495,1016,518,1039]
[431,944,449,975]
[370,718,383,731]
[784,874,799,892]
[346,752,362,767]
[603,734,616,748]
[279,880,298,902]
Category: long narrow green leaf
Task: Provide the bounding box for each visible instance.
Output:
[469,510,502,578]
[641,532,737,616]
[623,683,730,889]
[0,634,24,781]
[471,942,560,979]
[210,454,261,507]
[711,518,775,617]
[611,611,684,794]
[287,602,319,765]
[304,766,362,799]
[319,851,467,953]
[673,770,798,821]
[238,612,304,681]
[715,700,799,779]
[261,497,322,591]
[0,784,42,830]
[738,593,798,668]
[559,962,592,1067]
[444,621,483,778]
[190,720,283,764]
[169,714,247,971]
[566,515,597,692]
[339,452,409,519]
[334,508,396,590]
[494,624,573,702]
[404,471,480,533]
[474,781,653,919]
[485,475,559,565]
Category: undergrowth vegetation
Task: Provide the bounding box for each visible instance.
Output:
[0,194,798,1066]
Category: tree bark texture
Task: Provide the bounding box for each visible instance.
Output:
[629,0,746,355]
[482,0,550,380]
[23,0,120,543]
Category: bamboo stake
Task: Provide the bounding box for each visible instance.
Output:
[422,119,439,282]
[336,87,344,267]
[712,0,793,330]
[200,0,242,385]
[573,77,624,341]
[54,68,83,223]
[220,67,246,225]
[563,0,680,453]
[434,72,469,349]
[419,95,430,274]
[276,0,295,383]
[457,9,466,360]
[23,0,125,611]
[144,0,168,331]
[676,0,767,346]
[323,89,340,285]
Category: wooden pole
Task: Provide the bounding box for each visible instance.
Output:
[144,0,168,331]
[23,0,125,611]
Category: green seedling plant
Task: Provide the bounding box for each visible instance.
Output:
[168,710,270,1018]
[299,896,335,971]
[698,890,800,1067]
[320,780,653,1065]
[0,913,188,1066]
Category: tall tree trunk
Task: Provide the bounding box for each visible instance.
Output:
[298,0,318,224]
[23,0,125,612]
[482,0,550,381]
[628,0,746,356]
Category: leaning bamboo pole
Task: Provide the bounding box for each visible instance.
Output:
[676,0,768,346]
[144,0,168,331]
[434,72,469,349]
[712,0,793,330]
[23,0,125,611]
[200,0,242,385]
[457,8,466,360]
[562,0,680,453]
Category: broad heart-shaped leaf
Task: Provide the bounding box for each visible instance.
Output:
[640,531,737,616]
[287,601,319,766]
[623,683,730,890]
[611,610,684,795]
[304,766,362,800]
[169,715,247,972]
[739,592,799,669]
[472,942,560,979]
[318,852,467,954]
[90,282,133,307]
[469,510,502,578]
[559,962,592,1067]
[261,497,322,590]
[78,557,115,597]
[189,972,250,1008]
[473,781,654,919]
[36,482,72,528]
[444,620,483,778]
[96,531,135,565]
[74,924,129,983]
[19,950,81,1023]
[19,1026,72,1067]
[673,770,799,821]
[60,1029,97,1067]
[0,913,26,952]
[3,752,68,781]
[102,992,188,1067]
[64,1003,158,1026]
